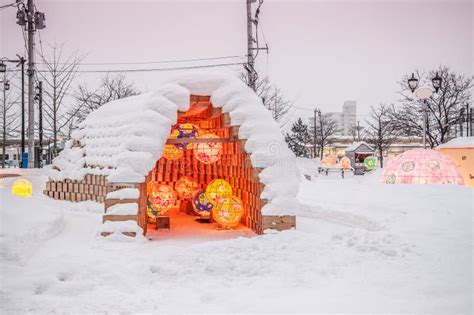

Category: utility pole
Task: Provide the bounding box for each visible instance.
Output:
[245,0,267,91]
[26,0,35,168]
[357,121,361,142]
[2,77,6,168]
[470,106,473,137]
[318,110,323,158]
[465,103,469,137]
[38,81,43,167]
[313,108,318,158]
[19,57,25,158]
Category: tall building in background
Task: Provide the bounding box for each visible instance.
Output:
[342,100,357,135]
[322,101,357,136]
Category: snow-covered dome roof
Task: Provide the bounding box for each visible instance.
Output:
[380,148,464,185]
[49,72,299,216]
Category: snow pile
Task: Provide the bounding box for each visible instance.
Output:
[437,136,474,148]
[106,203,138,215]
[49,72,299,216]
[106,188,139,200]
[0,175,64,264]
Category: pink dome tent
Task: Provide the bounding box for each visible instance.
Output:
[380,149,464,185]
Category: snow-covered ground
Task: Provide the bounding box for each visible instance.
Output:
[1,169,472,313]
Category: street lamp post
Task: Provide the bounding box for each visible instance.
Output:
[407,72,443,149]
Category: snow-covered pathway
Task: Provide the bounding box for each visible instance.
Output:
[1,171,472,313]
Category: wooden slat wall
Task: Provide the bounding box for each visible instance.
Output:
[43,175,112,203]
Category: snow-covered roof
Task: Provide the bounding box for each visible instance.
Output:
[437,137,474,149]
[345,141,374,152]
[49,72,299,216]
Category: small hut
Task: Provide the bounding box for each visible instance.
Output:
[344,141,375,173]
[43,73,298,238]
[436,137,474,187]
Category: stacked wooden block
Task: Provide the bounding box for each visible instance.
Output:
[43,174,112,203]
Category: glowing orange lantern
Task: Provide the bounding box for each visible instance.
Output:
[11,178,32,198]
[175,176,199,199]
[194,133,222,164]
[163,144,184,161]
[212,195,244,229]
[205,179,232,205]
[339,156,351,169]
[321,154,337,167]
[147,183,176,219]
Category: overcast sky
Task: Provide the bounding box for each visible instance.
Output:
[1,0,472,125]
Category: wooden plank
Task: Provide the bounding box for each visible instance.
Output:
[102,214,137,223]
[166,137,230,144]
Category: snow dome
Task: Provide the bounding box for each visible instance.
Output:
[380,148,464,185]
[44,72,299,237]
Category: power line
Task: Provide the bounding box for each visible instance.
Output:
[32,62,245,73]
[0,2,16,10]
[35,55,248,66]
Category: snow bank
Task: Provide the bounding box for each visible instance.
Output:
[49,72,299,216]
[0,175,64,264]
[437,136,474,148]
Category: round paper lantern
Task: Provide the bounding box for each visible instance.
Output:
[205,179,232,205]
[147,183,176,219]
[194,133,222,164]
[213,195,244,229]
[192,189,213,217]
[170,123,199,150]
[11,178,32,198]
[364,156,377,170]
[321,154,337,167]
[175,176,199,199]
[339,156,351,169]
[163,144,184,161]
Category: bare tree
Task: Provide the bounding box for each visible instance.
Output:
[72,74,139,124]
[308,113,338,158]
[36,42,84,155]
[240,73,293,126]
[364,104,397,168]
[1,72,21,168]
[391,66,472,148]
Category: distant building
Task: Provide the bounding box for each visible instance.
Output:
[342,100,357,135]
[322,100,357,136]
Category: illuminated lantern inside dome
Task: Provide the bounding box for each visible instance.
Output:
[194,133,222,164]
[147,183,176,220]
[170,123,199,150]
[213,195,244,229]
[11,178,33,198]
[163,144,184,161]
[364,156,377,170]
[192,189,213,217]
[321,155,337,167]
[175,176,199,199]
[205,179,232,205]
[339,156,351,169]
